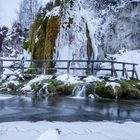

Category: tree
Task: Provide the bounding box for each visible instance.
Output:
[18,0,40,30]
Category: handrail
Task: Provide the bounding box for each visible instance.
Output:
[0,59,138,65]
[0,59,139,79]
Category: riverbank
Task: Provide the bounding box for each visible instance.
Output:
[0,74,140,99]
[0,121,140,140]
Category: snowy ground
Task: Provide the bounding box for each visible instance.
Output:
[98,50,140,78]
[0,121,140,140]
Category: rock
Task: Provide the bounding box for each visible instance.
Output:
[37,129,60,140]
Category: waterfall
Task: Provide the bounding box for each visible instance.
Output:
[72,84,86,98]
[72,83,99,99]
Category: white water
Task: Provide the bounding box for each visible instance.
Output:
[72,84,86,99]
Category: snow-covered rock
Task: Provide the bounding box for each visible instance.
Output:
[21,75,52,92]
[83,76,102,83]
[56,74,83,85]
[37,129,60,140]
[105,82,120,89]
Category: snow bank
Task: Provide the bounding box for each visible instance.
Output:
[37,129,60,140]
[83,76,102,83]
[56,74,83,84]
[98,50,140,78]
[105,82,120,89]
[0,121,140,140]
[113,50,140,78]
[21,75,52,91]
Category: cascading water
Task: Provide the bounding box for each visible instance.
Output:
[72,84,86,98]
[72,83,98,99]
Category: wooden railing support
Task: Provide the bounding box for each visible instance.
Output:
[133,65,139,79]
[67,61,71,74]
[21,59,24,77]
[0,59,3,78]
[122,63,125,77]
[111,62,118,78]
[90,62,93,75]
[124,67,129,79]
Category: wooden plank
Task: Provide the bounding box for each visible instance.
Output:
[0,59,138,65]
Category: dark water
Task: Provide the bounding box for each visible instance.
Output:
[0,95,140,122]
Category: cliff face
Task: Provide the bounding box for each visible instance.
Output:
[1,23,26,58]
[25,0,140,70]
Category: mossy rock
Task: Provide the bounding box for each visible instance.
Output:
[96,82,117,99]
[118,80,140,99]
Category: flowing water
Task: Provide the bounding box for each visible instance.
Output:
[72,84,86,98]
[0,94,140,122]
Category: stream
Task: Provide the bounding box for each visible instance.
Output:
[0,95,140,122]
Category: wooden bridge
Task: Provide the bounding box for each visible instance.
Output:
[0,59,139,79]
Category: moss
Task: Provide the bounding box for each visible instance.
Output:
[29,12,45,53]
[24,9,60,74]
[25,69,39,75]
[96,81,116,99]
[86,23,93,59]
[118,80,140,99]
[44,16,60,60]
[23,41,29,50]
[96,80,140,99]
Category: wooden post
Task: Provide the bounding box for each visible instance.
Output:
[91,61,94,75]
[42,60,46,74]
[67,61,71,74]
[133,65,139,79]
[0,59,3,78]
[111,62,114,77]
[21,59,24,77]
[122,63,125,77]
[111,62,118,78]
[132,64,135,79]
[124,67,129,79]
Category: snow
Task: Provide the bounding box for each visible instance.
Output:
[0,121,140,140]
[105,82,120,89]
[41,0,52,8]
[97,50,140,78]
[0,0,20,28]
[37,129,60,140]
[83,76,102,83]
[113,50,140,78]
[56,74,83,85]
[45,6,60,17]
[3,80,20,87]
[21,75,52,91]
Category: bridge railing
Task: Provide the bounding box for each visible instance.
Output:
[0,59,138,79]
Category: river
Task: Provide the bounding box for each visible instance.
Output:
[0,95,140,122]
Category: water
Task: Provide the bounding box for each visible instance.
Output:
[72,83,97,99]
[0,95,140,122]
[72,84,86,98]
